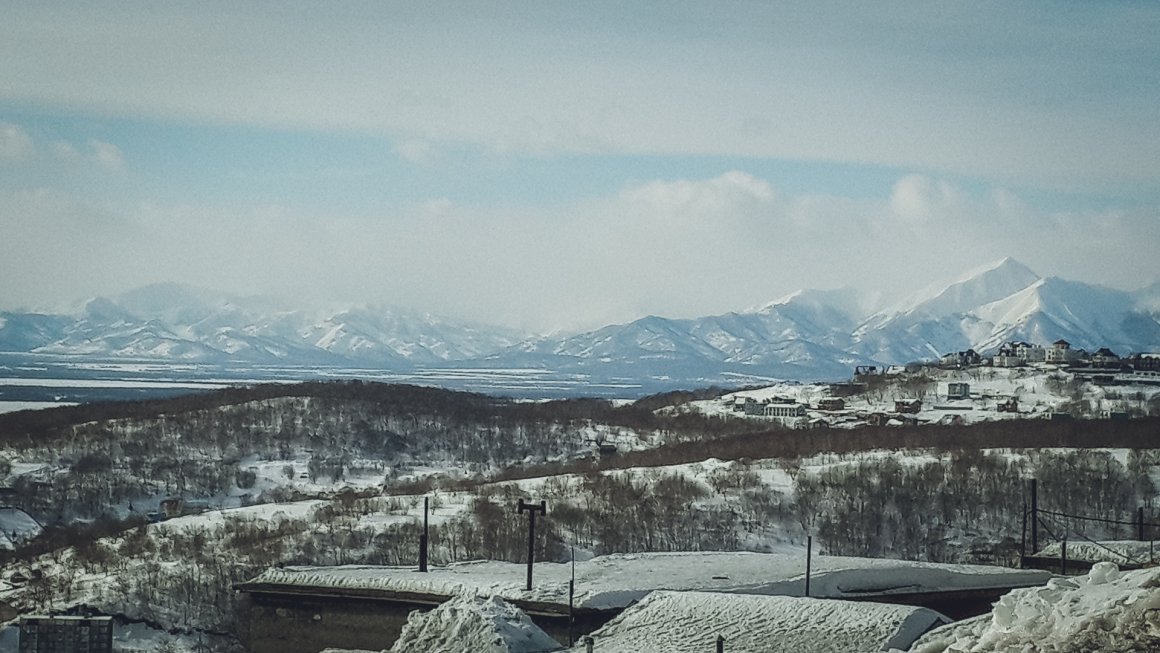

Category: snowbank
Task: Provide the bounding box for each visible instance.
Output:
[388,594,561,653]
[244,551,1050,611]
[909,562,1160,652]
[575,591,947,653]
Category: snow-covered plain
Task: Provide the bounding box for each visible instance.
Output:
[575,590,948,653]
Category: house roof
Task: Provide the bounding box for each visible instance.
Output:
[237,551,1050,613]
[579,591,948,653]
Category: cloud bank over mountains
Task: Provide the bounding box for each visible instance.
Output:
[3,167,1157,334]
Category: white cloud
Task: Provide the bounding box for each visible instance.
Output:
[622,171,775,219]
[0,125,125,171]
[50,140,81,161]
[889,175,972,223]
[89,139,124,171]
[0,122,34,160]
[394,139,437,166]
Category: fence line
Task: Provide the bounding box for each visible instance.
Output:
[1036,508,1160,530]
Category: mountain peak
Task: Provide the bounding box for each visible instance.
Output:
[876,257,1042,323]
[958,257,1038,285]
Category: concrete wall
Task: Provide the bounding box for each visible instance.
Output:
[240,592,426,653]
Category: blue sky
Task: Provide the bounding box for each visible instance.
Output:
[1,2,1158,331]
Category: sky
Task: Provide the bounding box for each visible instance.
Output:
[1,2,1159,333]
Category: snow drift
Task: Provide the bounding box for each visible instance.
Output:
[909,562,1160,652]
[388,594,561,653]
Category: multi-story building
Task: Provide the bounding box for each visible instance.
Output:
[1045,340,1077,364]
[18,616,113,653]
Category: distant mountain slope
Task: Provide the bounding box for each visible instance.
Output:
[1,283,525,366]
[972,277,1160,353]
[2,261,1159,387]
[851,258,1044,362]
[506,288,877,381]
[850,259,1160,362]
[858,257,1041,332]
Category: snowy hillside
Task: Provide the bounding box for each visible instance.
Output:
[681,365,1160,428]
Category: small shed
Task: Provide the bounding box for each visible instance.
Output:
[894,400,922,414]
[159,497,184,519]
[946,383,970,401]
[816,398,845,411]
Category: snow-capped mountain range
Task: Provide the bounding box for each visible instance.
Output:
[0,283,525,368]
[2,259,1159,385]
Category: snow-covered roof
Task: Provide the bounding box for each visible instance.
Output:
[240,551,1050,612]
[572,590,947,653]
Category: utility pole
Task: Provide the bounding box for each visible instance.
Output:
[419,496,429,572]
[805,535,812,597]
[569,545,576,646]
[517,499,547,591]
[1030,478,1039,554]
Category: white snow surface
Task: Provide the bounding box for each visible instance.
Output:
[576,590,947,653]
[0,507,42,550]
[246,551,1050,611]
[686,366,1160,427]
[908,563,1160,653]
[388,594,561,653]
[1035,540,1158,566]
[0,401,78,414]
